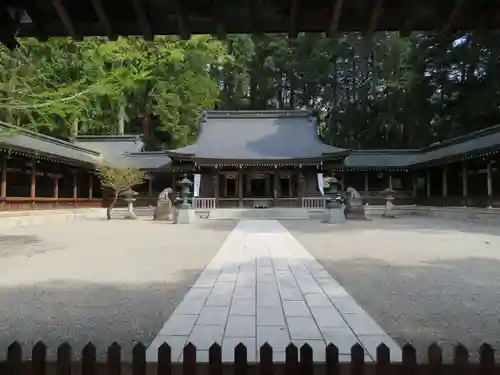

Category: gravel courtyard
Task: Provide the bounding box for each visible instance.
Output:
[0,212,499,363]
[283,217,500,362]
[0,214,235,360]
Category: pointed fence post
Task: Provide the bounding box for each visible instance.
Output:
[350,343,364,375]
[300,344,313,375]
[259,343,273,375]
[183,343,197,375]
[234,343,248,375]
[57,343,72,375]
[428,343,442,375]
[158,343,172,375]
[7,342,22,375]
[132,343,146,375]
[402,344,417,375]
[107,342,121,375]
[325,343,339,375]
[209,343,222,375]
[32,341,46,375]
[82,343,96,375]
[375,343,390,375]
[285,344,298,375]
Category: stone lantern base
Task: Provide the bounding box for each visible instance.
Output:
[174,207,195,224]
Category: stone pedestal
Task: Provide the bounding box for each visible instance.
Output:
[344,201,367,220]
[154,199,173,221]
[123,199,138,220]
[383,197,396,218]
[175,208,195,224]
[322,206,346,224]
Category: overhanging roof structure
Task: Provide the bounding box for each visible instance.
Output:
[0,0,498,45]
[166,110,350,165]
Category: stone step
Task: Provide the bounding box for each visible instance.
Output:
[205,208,311,220]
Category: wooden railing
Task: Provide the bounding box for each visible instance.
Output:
[0,197,102,210]
[2,341,497,375]
[302,196,326,209]
[192,197,216,209]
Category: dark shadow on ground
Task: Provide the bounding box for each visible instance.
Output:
[304,254,500,363]
[0,274,203,361]
[282,216,500,237]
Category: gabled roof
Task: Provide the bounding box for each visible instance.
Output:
[166,110,349,163]
[0,124,101,165]
[75,135,171,170]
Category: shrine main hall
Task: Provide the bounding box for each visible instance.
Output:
[1,109,500,211]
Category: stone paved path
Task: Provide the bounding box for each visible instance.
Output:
[146,220,401,363]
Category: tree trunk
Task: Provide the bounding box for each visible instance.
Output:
[106,191,119,220]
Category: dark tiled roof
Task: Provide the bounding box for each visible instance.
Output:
[344,150,419,169]
[122,152,172,170]
[413,125,500,166]
[0,124,100,165]
[166,110,349,161]
[75,135,171,170]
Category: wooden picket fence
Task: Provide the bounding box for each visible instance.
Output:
[0,341,498,375]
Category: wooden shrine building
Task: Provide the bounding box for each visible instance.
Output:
[1,109,500,211]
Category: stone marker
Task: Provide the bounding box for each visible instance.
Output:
[344,186,367,220]
[322,174,346,224]
[153,187,173,221]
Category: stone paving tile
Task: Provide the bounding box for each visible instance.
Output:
[257,306,286,326]
[342,313,386,335]
[148,220,400,363]
[229,299,256,316]
[197,306,230,326]
[305,292,334,307]
[287,317,323,340]
[159,314,198,336]
[225,315,256,337]
[310,306,348,328]
[282,300,312,317]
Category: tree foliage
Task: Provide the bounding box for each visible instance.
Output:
[95,162,146,219]
[2,31,500,150]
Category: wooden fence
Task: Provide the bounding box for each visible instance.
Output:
[1,341,498,375]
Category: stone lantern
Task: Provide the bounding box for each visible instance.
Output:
[174,174,195,224]
[178,174,193,209]
[322,174,345,223]
[123,188,138,220]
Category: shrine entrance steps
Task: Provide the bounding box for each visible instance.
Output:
[203,208,311,220]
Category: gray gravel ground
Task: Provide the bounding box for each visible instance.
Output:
[282,217,500,363]
[0,212,235,360]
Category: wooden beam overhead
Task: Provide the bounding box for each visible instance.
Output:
[252,0,264,35]
[399,3,428,38]
[329,0,343,37]
[440,0,464,37]
[175,0,190,40]
[131,0,153,41]
[91,0,115,40]
[288,0,299,39]
[51,0,80,40]
[368,0,384,34]
[213,0,226,40]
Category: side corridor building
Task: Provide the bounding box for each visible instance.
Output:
[0,110,499,210]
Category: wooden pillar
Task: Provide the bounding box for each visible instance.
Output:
[88,174,93,199]
[273,170,278,206]
[53,176,60,199]
[172,172,177,197]
[238,170,243,208]
[487,160,493,207]
[388,172,393,190]
[72,171,78,207]
[298,172,304,206]
[0,157,6,199]
[213,174,219,207]
[442,166,448,204]
[461,163,468,206]
[30,161,36,209]
[148,174,154,199]
[425,169,431,198]
[412,172,417,198]
[340,171,345,192]
[364,172,369,192]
